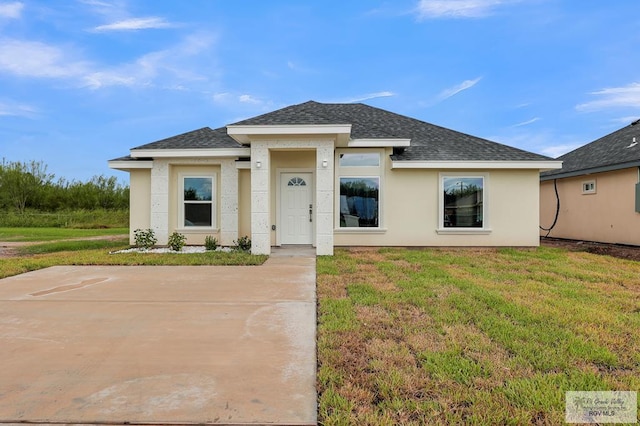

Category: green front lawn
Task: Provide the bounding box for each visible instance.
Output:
[317,247,640,425]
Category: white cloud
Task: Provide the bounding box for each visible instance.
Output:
[437,77,482,101]
[576,82,640,112]
[0,1,23,19]
[416,0,513,19]
[324,91,395,103]
[540,143,581,158]
[93,17,175,32]
[82,33,216,89]
[239,94,261,104]
[610,116,640,125]
[0,99,37,118]
[0,38,89,78]
[512,117,540,127]
[345,91,395,103]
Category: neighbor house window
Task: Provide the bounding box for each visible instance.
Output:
[181,176,215,228]
[339,177,379,227]
[582,180,596,194]
[442,176,484,228]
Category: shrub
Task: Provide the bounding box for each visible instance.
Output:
[204,235,218,251]
[233,236,251,252]
[168,231,186,251]
[134,228,157,249]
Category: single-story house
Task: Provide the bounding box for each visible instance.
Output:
[540,119,640,245]
[109,101,561,255]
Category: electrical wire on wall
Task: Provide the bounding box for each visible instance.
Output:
[540,179,560,238]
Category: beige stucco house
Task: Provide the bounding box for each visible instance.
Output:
[109,101,560,255]
[540,119,640,245]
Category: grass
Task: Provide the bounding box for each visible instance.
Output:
[0,229,267,279]
[316,247,640,425]
[0,227,128,242]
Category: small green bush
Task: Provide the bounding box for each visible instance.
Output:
[233,236,251,252]
[168,231,186,251]
[204,235,218,251]
[134,228,157,249]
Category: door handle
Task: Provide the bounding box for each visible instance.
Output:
[309,204,313,222]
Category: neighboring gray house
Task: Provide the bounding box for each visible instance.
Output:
[540,119,640,245]
[110,101,560,255]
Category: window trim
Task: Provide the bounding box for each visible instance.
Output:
[437,173,490,234]
[582,180,596,194]
[178,173,217,230]
[335,148,385,231]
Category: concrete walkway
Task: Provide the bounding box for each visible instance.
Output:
[0,249,317,425]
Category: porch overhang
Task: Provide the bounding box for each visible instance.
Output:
[226,124,352,145]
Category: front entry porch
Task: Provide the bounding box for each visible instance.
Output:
[249,141,335,256]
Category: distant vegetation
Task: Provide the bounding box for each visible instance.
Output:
[0,159,128,228]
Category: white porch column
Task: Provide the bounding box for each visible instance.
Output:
[251,142,270,255]
[150,159,169,245]
[316,145,335,255]
[220,159,239,246]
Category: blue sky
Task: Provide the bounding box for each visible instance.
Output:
[1,0,639,181]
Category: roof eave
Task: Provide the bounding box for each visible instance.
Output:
[348,138,411,148]
[540,160,640,181]
[108,159,153,171]
[391,160,563,170]
[130,148,251,158]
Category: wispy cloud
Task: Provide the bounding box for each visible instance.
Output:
[239,94,261,104]
[540,143,581,158]
[0,99,37,118]
[512,117,540,127]
[610,116,640,125]
[0,1,23,19]
[576,82,640,112]
[93,17,175,32]
[82,33,216,89]
[416,0,514,19]
[0,38,89,78]
[436,77,482,101]
[326,91,395,103]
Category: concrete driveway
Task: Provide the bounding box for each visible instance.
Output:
[0,251,316,425]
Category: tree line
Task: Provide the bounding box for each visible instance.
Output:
[0,159,129,213]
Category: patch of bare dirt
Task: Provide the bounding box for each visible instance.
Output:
[540,237,640,262]
[0,234,127,258]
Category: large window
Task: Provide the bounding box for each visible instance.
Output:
[442,176,484,228]
[182,176,215,228]
[340,177,379,227]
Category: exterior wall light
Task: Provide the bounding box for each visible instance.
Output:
[256,160,262,168]
[322,159,328,168]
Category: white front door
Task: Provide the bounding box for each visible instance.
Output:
[280,172,313,245]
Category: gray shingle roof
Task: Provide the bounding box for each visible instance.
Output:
[126,101,553,163]
[541,120,640,179]
[132,127,243,150]
[231,101,552,162]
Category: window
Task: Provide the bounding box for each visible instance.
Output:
[339,177,379,227]
[339,153,380,167]
[182,176,215,227]
[582,180,596,194]
[442,176,484,228]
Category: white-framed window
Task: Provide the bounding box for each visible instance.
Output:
[180,175,216,228]
[582,180,596,194]
[336,150,383,229]
[440,174,486,229]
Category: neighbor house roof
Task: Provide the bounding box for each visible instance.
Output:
[117,101,555,164]
[541,119,640,180]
